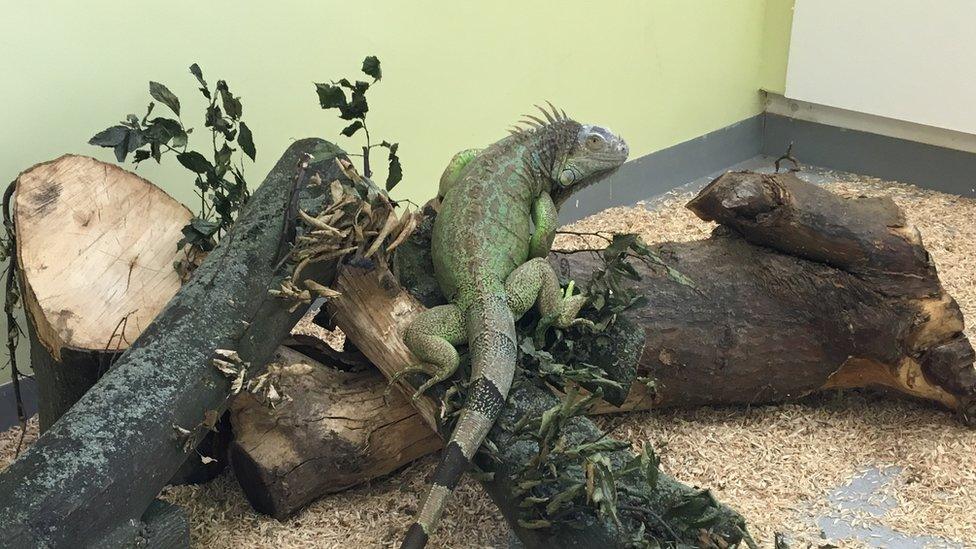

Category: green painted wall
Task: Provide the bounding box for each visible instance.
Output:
[0,1,793,384]
[760,0,796,94]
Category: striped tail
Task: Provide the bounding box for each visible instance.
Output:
[401,293,517,549]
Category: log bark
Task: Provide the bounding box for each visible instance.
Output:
[0,139,345,548]
[229,346,440,519]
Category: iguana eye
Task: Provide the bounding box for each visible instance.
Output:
[585,134,606,151]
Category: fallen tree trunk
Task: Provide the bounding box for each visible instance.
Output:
[0,139,345,548]
[230,171,973,520]
[329,265,750,548]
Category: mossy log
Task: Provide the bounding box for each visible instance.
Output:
[0,139,344,548]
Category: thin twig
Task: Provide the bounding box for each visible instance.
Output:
[774,142,800,173]
[618,504,683,542]
[555,229,616,243]
[97,310,137,377]
[3,181,27,456]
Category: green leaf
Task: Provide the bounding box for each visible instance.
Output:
[177,151,213,174]
[340,120,363,137]
[133,150,151,163]
[89,125,129,148]
[386,152,402,191]
[546,482,584,515]
[205,104,230,133]
[189,63,210,98]
[143,117,185,145]
[340,87,369,120]
[149,81,180,116]
[218,82,242,120]
[381,141,403,191]
[179,217,219,252]
[238,121,256,161]
[191,218,217,235]
[361,55,382,80]
[315,83,346,109]
[215,143,233,170]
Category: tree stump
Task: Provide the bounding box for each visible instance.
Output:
[13,155,192,430]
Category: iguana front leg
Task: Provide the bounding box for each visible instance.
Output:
[437,148,482,199]
[529,192,557,259]
[506,257,591,341]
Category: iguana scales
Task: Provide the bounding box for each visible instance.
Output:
[399,104,629,548]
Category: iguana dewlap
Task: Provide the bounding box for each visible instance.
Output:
[399,106,628,549]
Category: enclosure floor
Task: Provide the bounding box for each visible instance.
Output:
[1,164,974,548]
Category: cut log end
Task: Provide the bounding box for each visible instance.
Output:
[15,154,191,360]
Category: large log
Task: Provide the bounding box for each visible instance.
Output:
[229,345,440,519]
[329,265,750,548]
[0,139,345,548]
[229,171,973,521]
[615,171,974,415]
[12,155,227,484]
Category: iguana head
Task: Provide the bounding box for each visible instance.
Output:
[552,123,628,192]
[510,103,629,205]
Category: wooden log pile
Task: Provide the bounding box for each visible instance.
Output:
[0,146,972,546]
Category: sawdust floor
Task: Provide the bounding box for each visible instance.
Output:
[2,169,974,548]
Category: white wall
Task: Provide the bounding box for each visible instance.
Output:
[787,0,976,135]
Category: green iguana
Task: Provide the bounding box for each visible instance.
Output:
[398,104,629,548]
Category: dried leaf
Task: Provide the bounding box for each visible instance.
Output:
[304,280,342,298]
[386,210,418,253]
[364,209,400,257]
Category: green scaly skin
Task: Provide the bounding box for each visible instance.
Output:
[399,106,629,549]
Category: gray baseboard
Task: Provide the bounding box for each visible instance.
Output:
[763,113,976,198]
[0,377,37,430]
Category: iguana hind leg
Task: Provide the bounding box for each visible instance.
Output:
[399,304,466,400]
[505,257,592,340]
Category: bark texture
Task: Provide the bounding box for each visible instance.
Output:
[0,139,344,548]
[229,346,440,519]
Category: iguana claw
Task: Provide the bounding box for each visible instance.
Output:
[387,363,457,402]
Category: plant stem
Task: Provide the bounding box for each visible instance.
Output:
[2,181,27,456]
[362,122,372,178]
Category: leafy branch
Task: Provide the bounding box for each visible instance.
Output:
[315,56,402,192]
[89,64,257,272]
